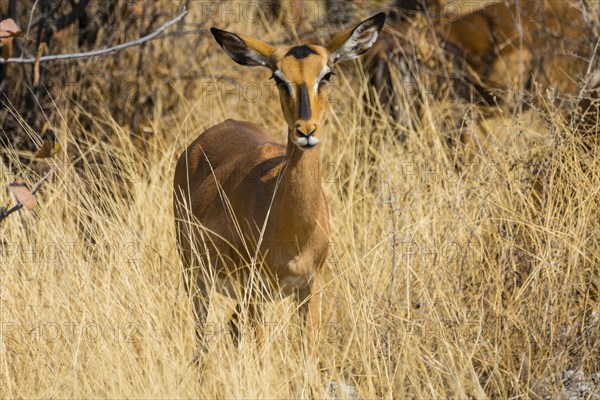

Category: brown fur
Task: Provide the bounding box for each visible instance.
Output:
[367,0,599,140]
[173,14,385,374]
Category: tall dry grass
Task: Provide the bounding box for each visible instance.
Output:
[1,1,599,398]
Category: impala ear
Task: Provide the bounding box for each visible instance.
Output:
[211,27,275,68]
[327,12,386,65]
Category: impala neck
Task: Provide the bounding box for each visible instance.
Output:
[272,129,323,236]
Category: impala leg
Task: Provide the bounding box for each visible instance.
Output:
[189,278,210,366]
[249,302,265,355]
[229,303,242,347]
[177,222,212,365]
[229,302,265,354]
[296,274,322,384]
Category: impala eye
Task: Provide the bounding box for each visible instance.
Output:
[271,73,288,91]
[319,72,334,90]
[321,72,334,82]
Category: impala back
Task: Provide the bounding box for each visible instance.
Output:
[365,0,599,136]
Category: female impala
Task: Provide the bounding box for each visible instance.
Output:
[366,0,599,139]
[173,13,385,366]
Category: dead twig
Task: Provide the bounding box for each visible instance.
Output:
[0,9,187,64]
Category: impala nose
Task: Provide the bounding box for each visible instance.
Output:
[295,123,319,148]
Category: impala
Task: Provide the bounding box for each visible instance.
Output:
[173,13,385,370]
[366,0,599,138]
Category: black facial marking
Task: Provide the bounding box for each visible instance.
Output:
[286,45,316,60]
[298,83,311,121]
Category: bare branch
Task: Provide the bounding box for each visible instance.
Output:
[0,9,187,64]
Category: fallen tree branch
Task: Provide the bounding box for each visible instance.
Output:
[0,168,53,223]
[0,9,187,64]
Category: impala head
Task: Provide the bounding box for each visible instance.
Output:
[210,13,386,151]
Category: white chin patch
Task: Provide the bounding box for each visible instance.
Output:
[296,136,320,148]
